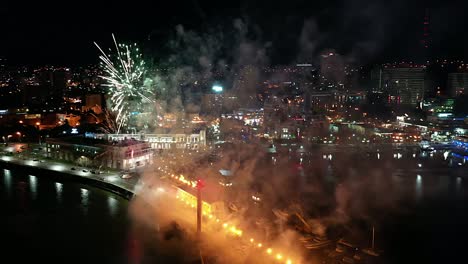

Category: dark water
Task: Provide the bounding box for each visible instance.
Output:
[0,167,132,263]
[2,147,468,264]
[304,149,468,264]
[256,147,468,263]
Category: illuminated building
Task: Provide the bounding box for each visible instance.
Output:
[56,113,81,127]
[448,72,468,96]
[221,108,264,126]
[320,51,345,87]
[92,129,206,150]
[140,129,206,150]
[309,92,334,111]
[222,92,240,113]
[201,93,223,114]
[391,130,421,143]
[425,98,456,125]
[36,67,72,99]
[382,67,426,105]
[46,136,153,170]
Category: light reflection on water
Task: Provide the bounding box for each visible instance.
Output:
[437,175,449,193]
[80,188,89,213]
[0,167,131,263]
[29,175,37,200]
[325,164,334,183]
[3,169,11,197]
[415,174,423,201]
[108,196,118,216]
[456,177,462,195]
[55,182,63,203]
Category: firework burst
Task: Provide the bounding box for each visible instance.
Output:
[94,34,153,134]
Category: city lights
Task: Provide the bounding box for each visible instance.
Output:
[1,8,468,264]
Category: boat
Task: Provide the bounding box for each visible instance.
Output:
[419,140,434,151]
[450,136,468,165]
[326,226,383,264]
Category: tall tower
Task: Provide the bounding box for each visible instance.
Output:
[421,8,430,53]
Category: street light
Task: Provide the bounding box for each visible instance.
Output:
[3,135,12,145]
[212,84,223,93]
[35,122,41,145]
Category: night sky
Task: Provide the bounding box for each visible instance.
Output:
[1,0,467,66]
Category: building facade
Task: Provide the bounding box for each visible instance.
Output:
[382,67,425,105]
[448,72,468,96]
[91,129,207,150]
[46,137,153,170]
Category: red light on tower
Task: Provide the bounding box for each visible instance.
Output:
[421,8,430,49]
[196,179,205,189]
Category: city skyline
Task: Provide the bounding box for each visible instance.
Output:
[1,2,468,264]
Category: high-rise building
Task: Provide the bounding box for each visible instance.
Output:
[448,72,468,96]
[320,51,345,88]
[222,91,239,113]
[370,66,383,91]
[36,67,71,97]
[421,8,430,50]
[381,67,425,105]
[201,93,223,115]
[52,68,72,95]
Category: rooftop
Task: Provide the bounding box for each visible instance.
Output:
[152,127,204,135]
[47,136,148,147]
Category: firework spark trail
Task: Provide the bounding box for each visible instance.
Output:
[94,34,153,133]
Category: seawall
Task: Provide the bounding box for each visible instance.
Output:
[0,159,134,200]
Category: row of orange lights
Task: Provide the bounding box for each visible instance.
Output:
[18,120,41,126]
[174,189,297,264]
[160,167,299,264]
[168,185,293,264]
[159,167,197,188]
[170,173,197,188]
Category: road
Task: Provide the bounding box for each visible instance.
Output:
[0,143,139,194]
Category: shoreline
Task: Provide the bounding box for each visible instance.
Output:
[0,157,135,200]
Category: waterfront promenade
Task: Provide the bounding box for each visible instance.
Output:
[0,149,139,198]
